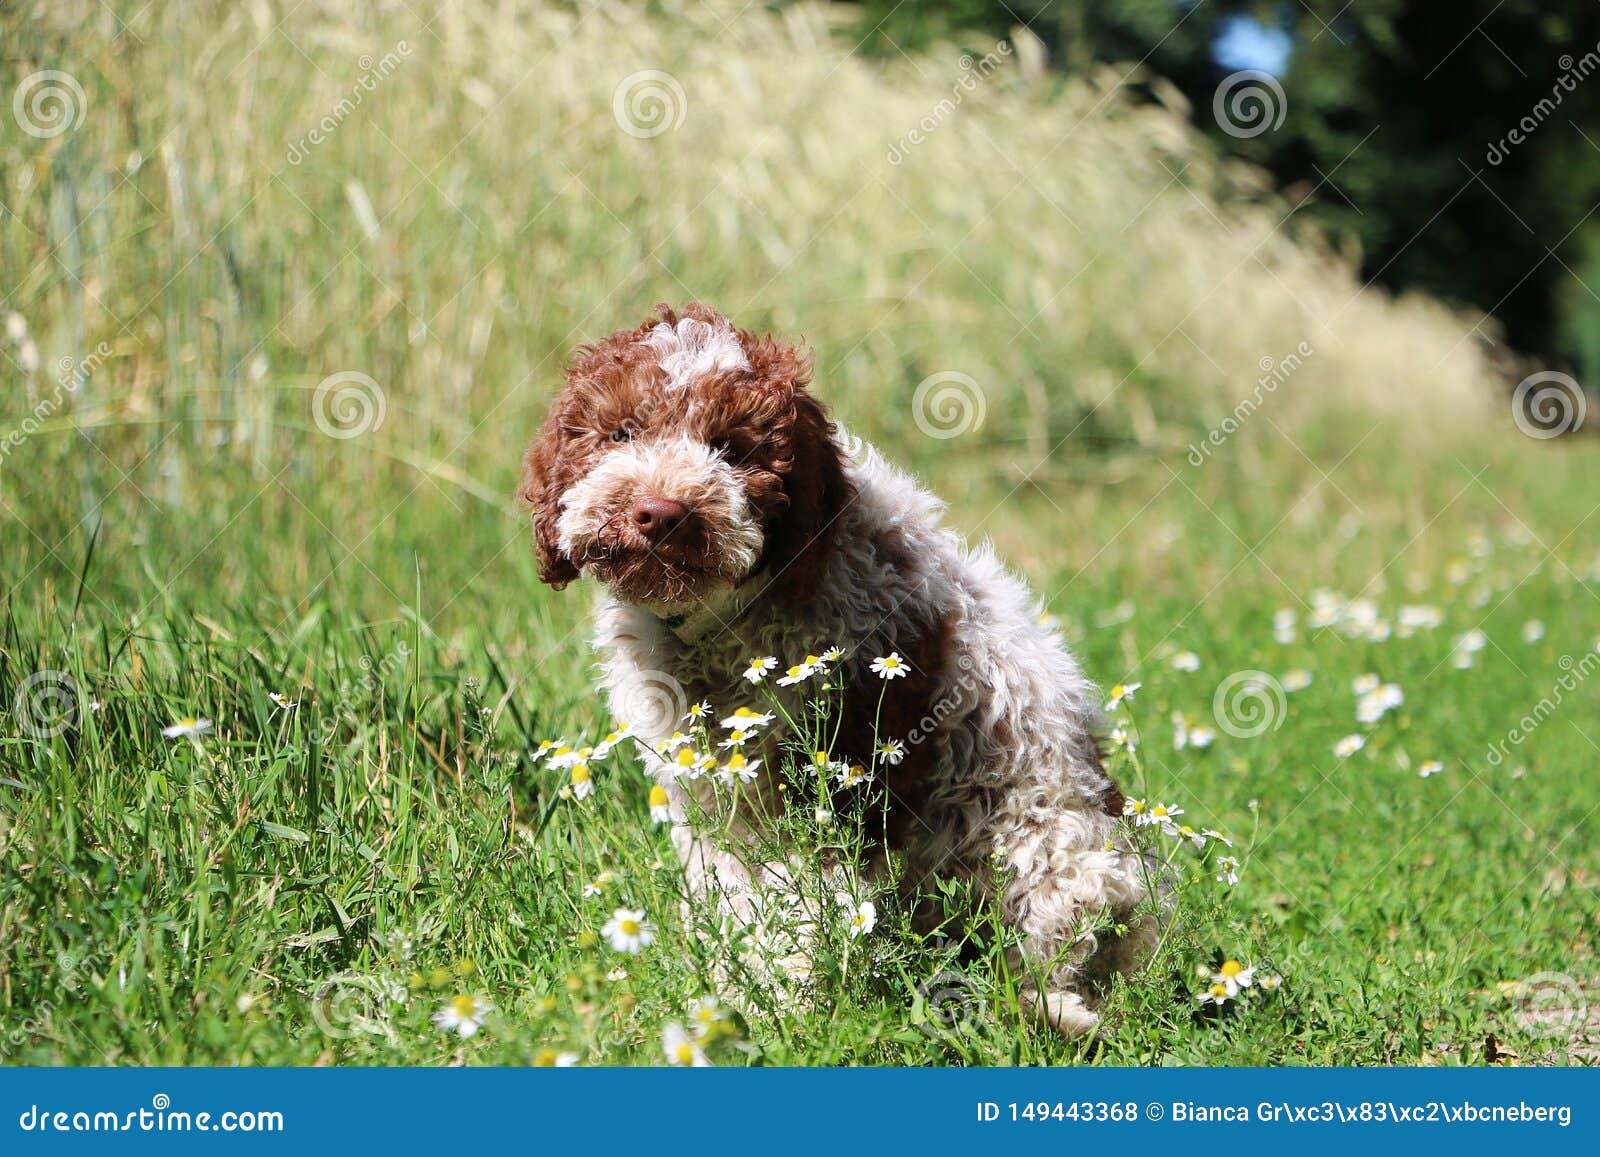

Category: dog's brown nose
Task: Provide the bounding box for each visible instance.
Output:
[629,495,688,542]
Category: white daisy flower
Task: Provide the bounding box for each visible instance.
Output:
[1171,713,1190,751]
[874,739,906,765]
[1202,828,1233,847]
[684,701,712,723]
[743,656,777,683]
[545,744,586,770]
[581,871,614,898]
[1522,620,1545,643]
[569,762,594,800]
[870,653,909,680]
[836,763,873,788]
[1457,629,1488,654]
[722,751,761,783]
[535,737,566,759]
[820,647,845,663]
[841,897,877,939]
[602,907,655,954]
[1171,824,1207,850]
[1143,802,1183,828]
[162,717,213,739]
[533,1048,579,1067]
[1109,726,1136,753]
[1196,981,1233,1006]
[1171,651,1201,672]
[1188,725,1216,749]
[1258,973,1284,991]
[268,692,297,711]
[1418,760,1443,778]
[648,784,672,823]
[662,1022,711,1067]
[1333,734,1365,758]
[1122,798,1149,822]
[593,725,633,758]
[813,807,833,825]
[655,732,692,756]
[776,662,817,687]
[1210,959,1255,996]
[688,996,727,1039]
[720,707,775,730]
[1215,855,1241,886]
[1353,673,1381,696]
[432,994,492,1038]
[1282,669,1313,692]
[605,967,628,982]
[719,729,751,749]
[1104,682,1141,710]
[669,745,701,779]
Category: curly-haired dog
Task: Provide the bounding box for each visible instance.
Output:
[520,303,1160,1035]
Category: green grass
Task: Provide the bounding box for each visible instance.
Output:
[2,0,1598,1067]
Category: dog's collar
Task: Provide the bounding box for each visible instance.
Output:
[651,569,770,645]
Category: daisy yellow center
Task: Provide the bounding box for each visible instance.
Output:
[1220,960,1243,978]
[619,918,641,936]
[673,1043,695,1064]
[1152,806,1169,817]
[1210,983,1228,998]
[786,665,806,679]
[814,751,830,764]
[570,764,590,783]
[1130,801,1147,813]
[804,654,821,665]
[675,748,695,767]
[533,1049,557,1066]
[648,785,669,807]
[726,753,746,768]
[452,995,477,1017]
[881,657,901,669]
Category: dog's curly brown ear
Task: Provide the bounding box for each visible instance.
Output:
[751,335,854,594]
[518,416,581,589]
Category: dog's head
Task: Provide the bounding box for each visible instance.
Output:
[519,304,853,611]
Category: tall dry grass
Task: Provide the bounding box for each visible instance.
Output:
[3,0,1503,500]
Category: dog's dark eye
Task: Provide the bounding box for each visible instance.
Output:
[610,427,632,443]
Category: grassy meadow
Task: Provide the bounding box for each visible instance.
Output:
[1,0,1597,1066]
